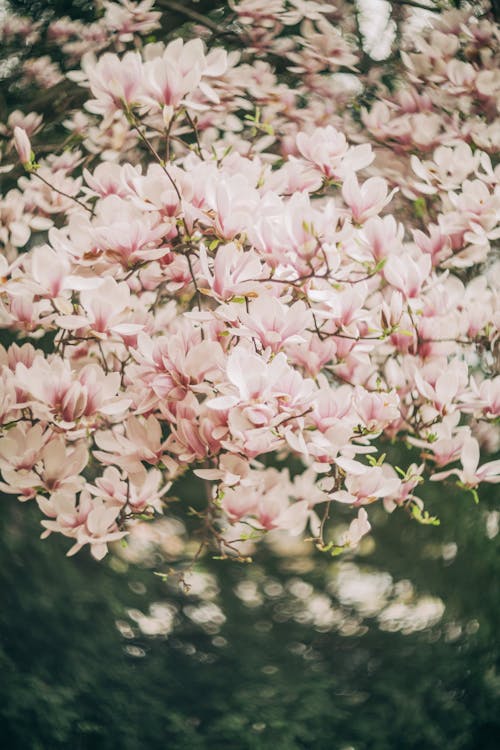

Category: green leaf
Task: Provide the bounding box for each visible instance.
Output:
[411,504,440,526]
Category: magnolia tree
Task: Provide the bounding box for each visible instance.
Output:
[0,0,499,565]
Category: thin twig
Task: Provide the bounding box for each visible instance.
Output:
[392,0,442,12]
[157,0,222,34]
[32,171,91,213]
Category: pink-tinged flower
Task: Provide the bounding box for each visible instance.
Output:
[87,466,128,506]
[194,454,251,487]
[210,174,260,241]
[37,437,88,492]
[221,485,260,521]
[15,357,128,424]
[286,332,337,378]
[309,384,353,433]
[103,0,161,40]
[166,395,226,463]
[38,489,126,560]
[199,243,263,301]
[82,162,137,198]
[1,289,53,333]
[7,110,43,137]
[309,282,369,329]
[411,143,480,194]
[207,348,292,410]
[361,101,391,140]
[353,387,400,433]
[0,342,37,372]
[1,435,87,499]
[224,407,284,459]
[26,244,71,299]
[78,364,132,416]
[339,508,371,548]
[265,158,322,195]
[141,38,227,110]
[19,164,83,215]
[0,423,48,472]
[83,51,143,116]
[383,463,425,512]
[142,43,202,110]
[449,180,500,235]
[88,465,169,514]
[94,415,175,476]
[13,126,32,166]
[89,195,170,268]
[56,277,145,339]
[256,495,310,536]
[379,290,404,334]
[383,252,432,299]
[286,17,358,72]
[296,126,373,180]
[331,465,401,506]
[431,438,500,488]
[476,377,500,418]
[234,295,312,354]
[413,360,469,416]
[445,59,476,94]
[412,225,452,267]
[409,112,443,149]
[131,329,225,401]
[360,216,404,263]
[409,417,469,468]
[0,368,19,427]
[342,174,396,224]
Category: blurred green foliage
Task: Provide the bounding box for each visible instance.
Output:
[1,479,499,749]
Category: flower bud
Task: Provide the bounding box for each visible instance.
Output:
[13,126,32,168]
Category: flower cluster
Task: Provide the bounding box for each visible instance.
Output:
[0,0,499,560]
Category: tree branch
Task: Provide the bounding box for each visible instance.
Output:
[156,0,222,34]
[391,0,441,12]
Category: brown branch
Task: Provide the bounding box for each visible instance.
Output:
[391,0,442,12]
[32,171,91,214]
[156,0,222,34]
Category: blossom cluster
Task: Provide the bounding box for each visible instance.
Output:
[0,0,499,560]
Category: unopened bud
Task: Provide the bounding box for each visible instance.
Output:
[13,126,33,168]
[162,106,174,128]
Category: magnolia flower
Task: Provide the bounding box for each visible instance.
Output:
[296,126,371,179]
[0,423,48,472]
[331,465,401,506]
[342,174,396,224]
[339,508,371,548]
[83,51,144,115]
[38,489,126,560]
[431,438,500,488]
[234,295,312,353]
[13,126,32,166]
[198,242,263,301]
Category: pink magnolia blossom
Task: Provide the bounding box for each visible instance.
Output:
[353,387,400,433]
[331,465,401,506]
[82,51,144,115]
[431,438,500,488]
[198,242,263,301]
[296,126,372,179]
[234,295,312,353]
[13,126,32,166]
[38,489,126,559]
[383,252,432,300]
[104,0,161,40]
[342,174,396,224]
[56,277,146,338]
[1,1,499,563]
[338,508,371,548]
